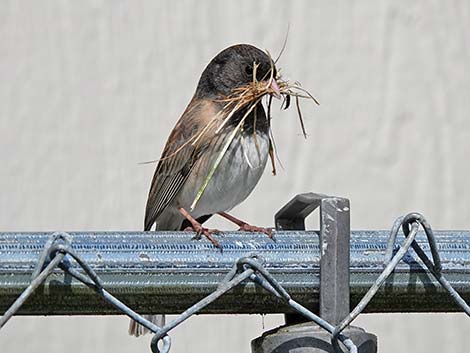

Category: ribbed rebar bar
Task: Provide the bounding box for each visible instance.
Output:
[0,230,469,315]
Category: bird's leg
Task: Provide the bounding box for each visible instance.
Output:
[217,212,273,238]
[178,207,221,248]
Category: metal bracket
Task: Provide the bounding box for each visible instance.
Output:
[275,193,350,325]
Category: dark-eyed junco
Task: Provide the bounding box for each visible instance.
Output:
[128,44,281,337]
[145,44,280,242]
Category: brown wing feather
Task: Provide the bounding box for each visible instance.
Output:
[144,99,220,230]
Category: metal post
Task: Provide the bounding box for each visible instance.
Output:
[275,193,350,325]
[252,193,377,353]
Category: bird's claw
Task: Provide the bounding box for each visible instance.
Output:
[238,224,274,239]
[185,226,222,248]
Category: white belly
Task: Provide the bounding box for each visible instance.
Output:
[177,131,270,218]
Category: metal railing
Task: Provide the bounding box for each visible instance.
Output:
[0,193,469,353]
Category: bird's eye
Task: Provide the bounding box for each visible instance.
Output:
[244,65,253,76]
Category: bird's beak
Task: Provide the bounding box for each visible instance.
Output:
[270,79,282,99]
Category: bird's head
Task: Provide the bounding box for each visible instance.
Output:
[196,44,281,99]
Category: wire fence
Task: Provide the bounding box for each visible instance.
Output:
[1,213,469,353]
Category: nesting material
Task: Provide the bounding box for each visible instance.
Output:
[189,55,319,210]
[141,53,319,211]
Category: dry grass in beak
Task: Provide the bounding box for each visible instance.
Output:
[213,51,319,176]
[141,50,319,210]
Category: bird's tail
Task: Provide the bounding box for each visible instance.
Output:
[128,315,165,337]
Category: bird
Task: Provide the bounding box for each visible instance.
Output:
[129,44,281,337]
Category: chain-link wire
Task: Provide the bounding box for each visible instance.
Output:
[332,212,470,343]
[0,232,69,329]
[1,213,469,353]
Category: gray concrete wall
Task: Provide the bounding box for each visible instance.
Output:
[1,1,469,352]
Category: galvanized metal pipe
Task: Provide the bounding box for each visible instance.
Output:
[0,231,469,315]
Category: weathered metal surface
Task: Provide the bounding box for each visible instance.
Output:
[275,193,350,325]
[251,323,377,353]
[0,230,469,315]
